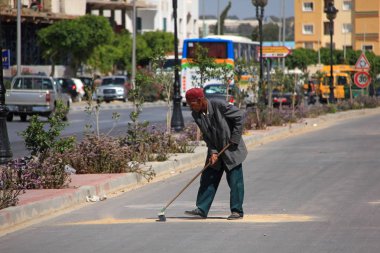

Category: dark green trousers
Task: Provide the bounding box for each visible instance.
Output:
[196,163,244,216]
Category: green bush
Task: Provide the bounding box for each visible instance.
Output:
[20,102,75,155]
[0,164,24,209]
[66,134,156,181]
[355,95,379,108]
[326,103,338,113]
[128,69,165,102]
[27,153,72,189]
[68,134,133,174]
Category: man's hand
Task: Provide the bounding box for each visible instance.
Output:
[209,153,218,165]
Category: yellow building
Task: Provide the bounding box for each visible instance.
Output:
[353,1,380,54]
[295,0,380,55]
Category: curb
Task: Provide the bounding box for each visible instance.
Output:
[1,107,380,234]
[70,100,168,112]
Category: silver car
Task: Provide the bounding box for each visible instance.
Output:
[96,76,129,102]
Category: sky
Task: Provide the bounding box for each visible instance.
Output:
[200,0,294,19]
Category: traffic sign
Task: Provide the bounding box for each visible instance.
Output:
[354,71,371,88]
[260,46,291,58]
[2,49,10,69]
[355,53,370,70]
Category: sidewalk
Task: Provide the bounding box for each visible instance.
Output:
[1,107,380,235]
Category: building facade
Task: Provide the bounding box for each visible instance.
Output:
[0,0,199,74]
[86,0,199,49]
[295,0,354,52]
[295,0,380,56]
[353,0,380,54]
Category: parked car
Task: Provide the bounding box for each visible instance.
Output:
[55,77,85,102]
[78,76,95,99]
[268,89,301,107]
[95,76,130,103]
[5,75,71,122]
[203,83,242,106]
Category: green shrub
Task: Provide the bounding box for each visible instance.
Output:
[355,95,379,108]
[170,124,199,153]
[68,134,133,174]
[67,134,156,181]
[336,100,352,111]
[27,153,72,189]
[20,102,75,155]
[0,164,24,209]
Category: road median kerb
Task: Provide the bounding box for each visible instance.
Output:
[70,100,167,112]
[1,107,380,234]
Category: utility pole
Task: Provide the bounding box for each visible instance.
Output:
[217,0,220,35]
[131,0,136,89]
[202,0,206,37]
[17,0,21,76]
[170,0,184,131]
[0,13,13,164]
[281,0,286,70]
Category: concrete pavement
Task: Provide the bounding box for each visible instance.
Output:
[1,106,380,236]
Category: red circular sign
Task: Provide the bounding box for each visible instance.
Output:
[354,71,371,88]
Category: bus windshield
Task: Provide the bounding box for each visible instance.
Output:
[186,42,228,59]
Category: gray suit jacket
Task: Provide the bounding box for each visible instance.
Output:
[191,99,248,170]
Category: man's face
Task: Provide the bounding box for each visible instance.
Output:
[187,98,203,112]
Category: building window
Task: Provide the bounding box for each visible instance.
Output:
[163,18,167,32]
[342,23,352,33]
[304,42,314,49]
[303,2,314,12]
[342,1,352,11]
[363,45,373,52]
[137,17,142,32]
[303,24,314,34]
[343,45,353,51]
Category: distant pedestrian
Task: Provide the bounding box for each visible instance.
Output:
[307,80,316,105]
[184,88,247,220]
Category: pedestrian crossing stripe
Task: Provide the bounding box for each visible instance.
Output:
[60,214,316,225]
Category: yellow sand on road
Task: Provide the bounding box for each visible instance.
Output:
[61,214,316,225]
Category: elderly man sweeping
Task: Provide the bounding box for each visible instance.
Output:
[184,87,247,220]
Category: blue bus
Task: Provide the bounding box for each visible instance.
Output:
[180,35,259,105]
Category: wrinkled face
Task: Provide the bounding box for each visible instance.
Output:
[187,98,204,112]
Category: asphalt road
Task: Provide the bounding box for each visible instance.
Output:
[1,111,380,253]
[6,102,194,158]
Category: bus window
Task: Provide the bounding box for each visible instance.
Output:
[186,42,228,59]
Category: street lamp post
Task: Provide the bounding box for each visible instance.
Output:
[0,16,13,164]
[170,0,184,132]
[325,1,338,103]
[252,0,268,104]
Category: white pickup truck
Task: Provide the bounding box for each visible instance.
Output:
[5,75,72,122]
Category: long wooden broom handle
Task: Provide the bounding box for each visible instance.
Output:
[162,143,231,211]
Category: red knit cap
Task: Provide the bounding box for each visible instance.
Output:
[185,88,204,101]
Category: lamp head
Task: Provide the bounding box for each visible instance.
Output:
[252,0,268,7]
[324,2,338,21]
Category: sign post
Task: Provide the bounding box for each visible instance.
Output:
[260,46,291,58]
[354,53,370,70]
[354,71,371,88]
[1,49,10,70]
[354,53,371,89]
